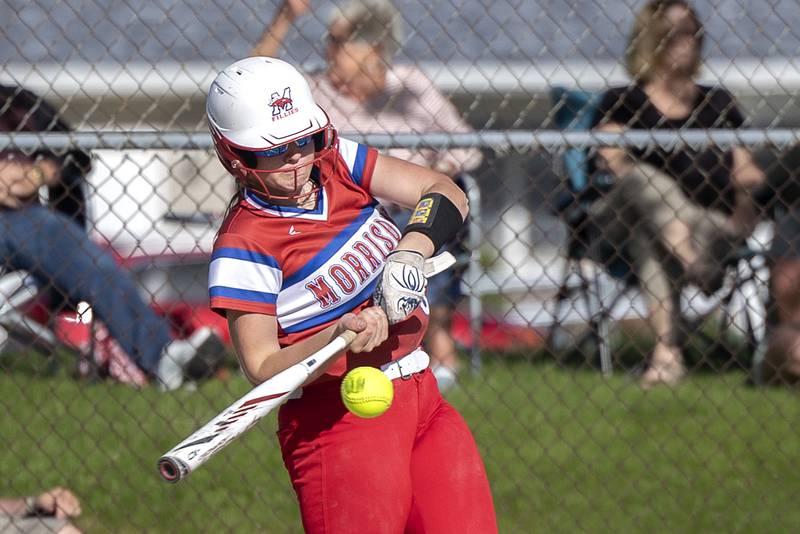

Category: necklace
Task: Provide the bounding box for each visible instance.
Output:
[295,179,318,210]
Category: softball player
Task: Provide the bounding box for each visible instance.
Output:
[206,57,496,533]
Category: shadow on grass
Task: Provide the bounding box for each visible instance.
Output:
[0,342,239,385]
[468,316,756,379]
[0,346,71,378]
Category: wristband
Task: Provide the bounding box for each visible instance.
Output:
[403,193,464,252]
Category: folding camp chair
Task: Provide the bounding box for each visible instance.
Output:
[0,269,63,354]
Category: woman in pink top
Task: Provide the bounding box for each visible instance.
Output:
[253,0,482,391]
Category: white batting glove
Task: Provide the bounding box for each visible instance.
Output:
[373,250,428,325]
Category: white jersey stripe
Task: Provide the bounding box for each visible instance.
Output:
[209,256,283,294]
[276,209,394,330]
[338,137,359,176]
[282,278,378,333]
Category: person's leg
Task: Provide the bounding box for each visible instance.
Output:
[425,267,462,391]
[620,164,693,262]
[762,259,800,385]
[636,247,687,388]
[621,163,705,271]
[586,184,679,383]
[426,306,457,370]
[405,371,497,534]
[0,207,171,375]
[622,162,740,292]
[277,380,419,534]
[588,181,687,386]
[612,163,746,385]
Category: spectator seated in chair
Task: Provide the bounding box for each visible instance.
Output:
[0,83,226,391]
[552,0,765,388]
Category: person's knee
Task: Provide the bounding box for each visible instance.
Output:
[771,261,800,317]
[763,323,800,385]
[427,305,453,330]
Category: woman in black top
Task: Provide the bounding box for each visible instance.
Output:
[591,0,764,387]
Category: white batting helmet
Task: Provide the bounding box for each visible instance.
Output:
[206,57,338,196]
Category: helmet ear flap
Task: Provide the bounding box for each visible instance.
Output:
[231,147,258,169]
[313,125,337,151]
[211,127,253,183]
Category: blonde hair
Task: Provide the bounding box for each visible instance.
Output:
[625,0,704,81]
[329,0,404,61]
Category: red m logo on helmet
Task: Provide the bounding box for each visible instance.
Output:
[270,88,293,116]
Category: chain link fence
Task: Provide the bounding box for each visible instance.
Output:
[2,0,800,532]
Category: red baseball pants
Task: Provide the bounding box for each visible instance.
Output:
[277,368,497,533]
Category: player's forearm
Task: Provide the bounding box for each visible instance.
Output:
[247,323,342,385]
[0,497,30,517]
[395,232,435,259]
[420,177,468,219]
[396,177,468,258]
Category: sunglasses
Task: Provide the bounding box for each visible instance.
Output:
[253,135,313,158]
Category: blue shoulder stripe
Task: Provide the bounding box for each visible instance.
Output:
[210,286,278,305]
[211,247,279,269]
[351,144,368,186]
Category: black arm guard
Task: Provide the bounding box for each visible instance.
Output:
[402,193,464,252]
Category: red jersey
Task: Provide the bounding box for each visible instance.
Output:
[208,137,428,382]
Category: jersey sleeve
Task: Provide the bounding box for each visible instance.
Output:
[337,137,379,191]
[208,233,282,317]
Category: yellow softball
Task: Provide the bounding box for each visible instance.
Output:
[340,366,394,418]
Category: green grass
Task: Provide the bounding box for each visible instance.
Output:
[2,352,799,533]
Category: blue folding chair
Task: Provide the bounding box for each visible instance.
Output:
[547,87,623,375]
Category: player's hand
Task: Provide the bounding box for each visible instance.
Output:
[0,160,27,209]
[33,487,82,518]
[373,250,427,324]
[0,159,55,209]
[337,307,388,353]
